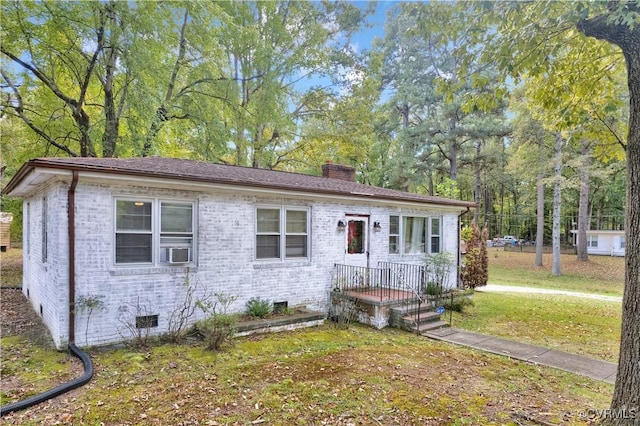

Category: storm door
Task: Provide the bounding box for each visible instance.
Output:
[344,215,369,267]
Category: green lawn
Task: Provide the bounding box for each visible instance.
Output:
[488,249,624,296]
[450,292,621,362]
[447,250,623,363]
[1,325,612,425]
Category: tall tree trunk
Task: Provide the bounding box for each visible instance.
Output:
[483,185,491,229]
[535,169,545,267]
[616,52,640,420]
[234,55,248,166]
[498,183,504,237]
[578,8,640,418]
[402,103,409,128]
[449,141,458,181]
[397,103,411,191]
[76,110,96,157]
[474,142,482,224]
[552,132,562,277]
[101,47,118,157]
[449,116,458,180]
[100,1,119,158]
[576,139,590,262]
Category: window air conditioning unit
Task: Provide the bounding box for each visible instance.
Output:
[168,247,190,264]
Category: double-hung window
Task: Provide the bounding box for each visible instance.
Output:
[403,216,426,254]
[256,207,309,260]
[389,216,400,254]
[159,202,194,263]
[116,200,152,263]
[587,235,598,248]
[256,208,281,259]
[390,215,442,255]
[429,217,441,254]
[115,199,194,265]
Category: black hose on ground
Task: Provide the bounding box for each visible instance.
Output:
[0,344,93,416]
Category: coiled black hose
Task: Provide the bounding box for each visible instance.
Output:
[0,343,93,416]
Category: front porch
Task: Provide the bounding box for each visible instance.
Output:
[331,262,450,333]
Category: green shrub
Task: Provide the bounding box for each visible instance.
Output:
[196,313,238,351]
[195,293,238,351]
[425,281,442,296]
[443,293,474,313]
[245,297,272,318]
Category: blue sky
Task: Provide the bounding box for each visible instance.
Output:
[351,1,398,53]
[294,1,398,96]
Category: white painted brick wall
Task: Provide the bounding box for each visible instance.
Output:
[21,183,71,348]
[22,180,464,348]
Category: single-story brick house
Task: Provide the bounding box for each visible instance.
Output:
[2,157,475,349]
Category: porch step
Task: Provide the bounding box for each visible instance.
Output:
[401,311,441,324]
[416,320,449,334]
[390,302,435,317]
[387,299,449,333]
[401,310,448,334]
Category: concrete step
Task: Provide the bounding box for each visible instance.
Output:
[392,303,436,317]
[413,320,449,333]
[401,311,441,325]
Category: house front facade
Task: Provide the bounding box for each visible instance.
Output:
[2,157,475,349]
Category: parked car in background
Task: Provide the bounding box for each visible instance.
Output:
[491,235,519,247]
[503,235,519,246]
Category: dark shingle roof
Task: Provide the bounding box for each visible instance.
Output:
[3,157,476,209]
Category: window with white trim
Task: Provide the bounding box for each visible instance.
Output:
[620,236,626,250]
[403,216,426,254]
[430,217,441,254]
[389,216,400,254]
[390,215,442,255]
[115,199,195,265]
[256,207,309,260]
[587,235,598,248]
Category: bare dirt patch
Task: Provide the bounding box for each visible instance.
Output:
[0,288,54,348]
[1,249,23,288]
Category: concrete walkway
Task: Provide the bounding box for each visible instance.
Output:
[424,328,618,384]
[478,284,623,302]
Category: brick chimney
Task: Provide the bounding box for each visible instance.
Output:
[322,161,356,182]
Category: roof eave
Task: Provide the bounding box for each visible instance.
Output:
[2,159,477,210]
[1,159,38,196]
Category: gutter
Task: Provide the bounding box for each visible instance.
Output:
[68,171,78,343]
